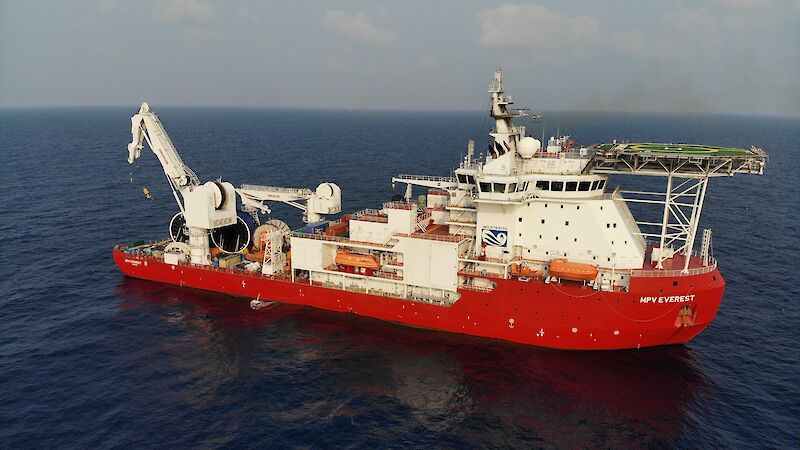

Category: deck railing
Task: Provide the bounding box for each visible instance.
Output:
[383,201,417,210]
[291,231,394,248]
[630,260,717,278]
[395,232,470,243]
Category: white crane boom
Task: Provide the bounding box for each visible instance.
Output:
[128,102,200,190]
[237,183,342,223]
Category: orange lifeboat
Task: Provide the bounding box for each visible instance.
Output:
[548,259,598,281]
[510,263,543,278]
[335,249,381,270]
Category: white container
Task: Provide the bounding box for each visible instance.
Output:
[164,252,186,265]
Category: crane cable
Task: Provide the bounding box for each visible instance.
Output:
[129,163,153,200]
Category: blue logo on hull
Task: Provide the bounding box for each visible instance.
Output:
[482,228,508,247]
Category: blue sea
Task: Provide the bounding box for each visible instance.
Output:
[0,107,798,448]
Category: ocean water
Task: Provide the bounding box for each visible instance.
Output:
[0,107,798,448]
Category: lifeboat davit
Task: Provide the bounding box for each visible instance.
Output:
[335,249,381,270]
[548,259,598,281]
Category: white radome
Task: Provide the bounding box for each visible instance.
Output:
[517,136,541,158]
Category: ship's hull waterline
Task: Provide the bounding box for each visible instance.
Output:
[115,249,724,350]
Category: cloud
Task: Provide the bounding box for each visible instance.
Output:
[611,29,649,56]
[706,0,770,8]
[418,54,437,69]
[182,25,220,40]
[322,10,397,46]
[610,30,681,60]
[99,0,121,13]
[159,0,215,22]
[477,4,601,49]
[670,7,716,34]
[236,7,260,23]
[322,54,351,73]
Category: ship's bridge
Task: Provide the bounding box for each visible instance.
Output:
[472,173,609,203]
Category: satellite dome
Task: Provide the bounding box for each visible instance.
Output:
[517,137,541,158]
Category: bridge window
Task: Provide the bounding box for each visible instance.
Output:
[536,180,549,190]
[492,183,505,193]
[508,183,517,193]
[579,181,591,191]
[598,180,606,190]
[566,181,578,191]
[551,181,564,191]
[479,182,491,192]
[456,174,476,185]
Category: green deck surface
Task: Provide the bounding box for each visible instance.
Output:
[597,143,753,157]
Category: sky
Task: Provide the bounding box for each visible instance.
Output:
[1,0,799,116]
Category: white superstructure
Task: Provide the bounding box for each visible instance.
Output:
[289,70,646,301]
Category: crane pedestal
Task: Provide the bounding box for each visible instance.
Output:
[188,227,210,265]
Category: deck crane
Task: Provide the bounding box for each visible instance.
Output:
[126,102,341,265]
[236,183,341,225]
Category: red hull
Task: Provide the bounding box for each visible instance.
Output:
[113,249,725,350]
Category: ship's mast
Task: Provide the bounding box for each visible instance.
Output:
[487,69,527,159]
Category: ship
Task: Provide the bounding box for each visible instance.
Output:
[114,71,767,350]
